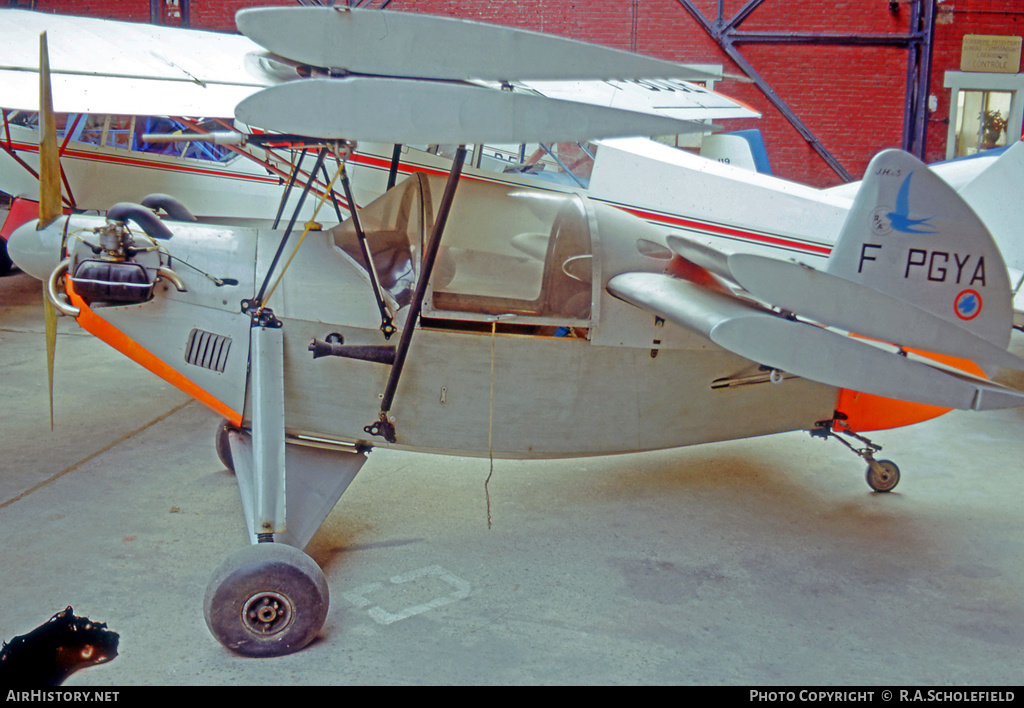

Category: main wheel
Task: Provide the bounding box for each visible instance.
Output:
[866,459,900,493]
[204,543,329,657]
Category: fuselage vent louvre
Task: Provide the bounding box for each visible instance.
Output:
[185,328,232,373]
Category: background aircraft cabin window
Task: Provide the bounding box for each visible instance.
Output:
[429,142,598,188]
[134,117,235,162]
[77,114,135,149]
[496,142,597,188]
[3,112,234,162]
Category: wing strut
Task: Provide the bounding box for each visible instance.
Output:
[271,148,310,231]
[365,145,469,443]
[386,144,402,191]
[253,147,328,312]
[334,153,396,339]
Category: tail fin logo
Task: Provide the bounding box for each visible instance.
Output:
[955,289,982,320]
[885,173,937,234]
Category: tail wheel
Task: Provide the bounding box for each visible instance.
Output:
[204,543,329,657]
[0,237,13,276]
[866,459,900,493]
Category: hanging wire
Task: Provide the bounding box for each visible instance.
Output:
[485,319,497,529]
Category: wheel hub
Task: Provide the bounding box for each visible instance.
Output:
[241,591,294,636]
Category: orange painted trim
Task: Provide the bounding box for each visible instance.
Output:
[66,281,244,427]
[834,389,950,433]
[835,347,987,433]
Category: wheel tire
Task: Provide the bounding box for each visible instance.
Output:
[214,420,237,473]
[866,459,900,493]
[0,238,13,277]
[204,543,329,657]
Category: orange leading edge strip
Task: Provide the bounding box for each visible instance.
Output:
[66,281,244,427]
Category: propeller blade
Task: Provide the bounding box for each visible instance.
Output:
[37,32,62,228]
[44,287,57,430]
[38,32,62,429]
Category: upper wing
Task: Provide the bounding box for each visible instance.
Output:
[0,9,275,116]
[236,6,719,83]
[0,7,756,141]
[234,76,716,145]
[233,7,742,144]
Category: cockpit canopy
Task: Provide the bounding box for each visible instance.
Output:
[332,172,593,327]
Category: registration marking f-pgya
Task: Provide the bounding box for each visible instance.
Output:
[904,249,987,286]
[857,244,987,287]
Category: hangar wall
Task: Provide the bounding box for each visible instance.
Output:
[12,0,1024,188]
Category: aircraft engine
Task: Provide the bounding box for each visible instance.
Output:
[62,204,183,308]
[70,258,155,305]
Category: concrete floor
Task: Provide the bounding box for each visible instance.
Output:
[2,267,1023,686]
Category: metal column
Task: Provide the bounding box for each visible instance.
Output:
[675,0,937,180]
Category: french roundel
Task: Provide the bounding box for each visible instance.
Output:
[954,289,982,321]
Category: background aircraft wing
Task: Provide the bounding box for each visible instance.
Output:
[0,9,275,116]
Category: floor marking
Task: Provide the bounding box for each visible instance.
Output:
[0,399,194,510]
[342,565,472,625]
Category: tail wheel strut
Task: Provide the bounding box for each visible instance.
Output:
[811,417,901,493]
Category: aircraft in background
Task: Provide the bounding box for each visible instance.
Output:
[6,6,1024,658]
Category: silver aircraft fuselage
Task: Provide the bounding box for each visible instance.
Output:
[18,168,836,461]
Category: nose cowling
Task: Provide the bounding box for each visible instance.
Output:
[7,217,65,281]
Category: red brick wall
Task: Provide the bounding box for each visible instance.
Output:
[16,0,1023,187]
[22,0,150,22]
[929,1,1024,161]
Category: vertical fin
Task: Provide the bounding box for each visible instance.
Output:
[826,149,1012,350]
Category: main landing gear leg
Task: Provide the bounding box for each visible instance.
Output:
[207,426,367,657]
[206,319,327,657]
[811,417,901,493]
[205,317,370,657]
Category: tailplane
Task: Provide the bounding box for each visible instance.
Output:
[608,149,1024,414]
